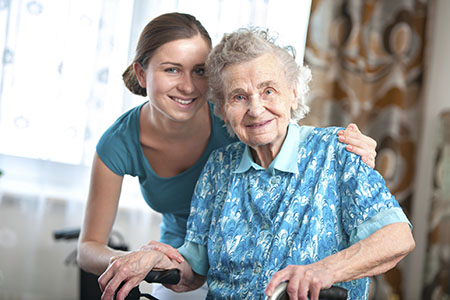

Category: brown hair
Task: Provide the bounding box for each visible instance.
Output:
[123,12,212,96]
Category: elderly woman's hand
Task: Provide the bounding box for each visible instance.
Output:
[265,263,334,300]
[98,242,181,300]
[337,123,377,168]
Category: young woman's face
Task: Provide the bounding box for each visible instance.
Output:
[135,35,210,122]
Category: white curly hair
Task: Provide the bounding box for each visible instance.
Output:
[206,27,311,135]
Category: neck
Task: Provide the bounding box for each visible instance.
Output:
[250,144,279,169]
[142,101,210,140]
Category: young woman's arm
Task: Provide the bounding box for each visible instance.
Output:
[77,153,126,275]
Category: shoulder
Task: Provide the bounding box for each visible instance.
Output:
[98,104,142,146]
[207,141,245,171]
[96,104,143,174]
[309,126,342,143]
[299,126,345,153]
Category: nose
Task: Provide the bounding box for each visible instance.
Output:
[177,74,196,94]
[247,95,265,117]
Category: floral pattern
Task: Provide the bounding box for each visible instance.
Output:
[185,126,403,300]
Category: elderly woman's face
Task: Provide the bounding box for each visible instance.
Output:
[221,53,298,150]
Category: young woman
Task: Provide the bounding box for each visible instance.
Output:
[77,12,378,300]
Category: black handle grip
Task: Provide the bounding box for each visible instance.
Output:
[268,282,348,300]
[53,228,81,240]
[144,269,180,285]
[318,286,348,300]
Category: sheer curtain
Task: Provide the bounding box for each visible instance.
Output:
[0,2,311,298]
[0,0,311,206]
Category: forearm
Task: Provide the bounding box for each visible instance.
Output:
[322,223,415,283]
[77,240,127,275]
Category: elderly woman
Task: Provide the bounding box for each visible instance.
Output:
[100,28,415,300]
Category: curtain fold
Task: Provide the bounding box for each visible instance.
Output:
[304,0,428,298]
[422,111,450,299]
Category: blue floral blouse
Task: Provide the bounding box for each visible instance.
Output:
[179,124,410,300]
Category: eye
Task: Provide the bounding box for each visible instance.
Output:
[264,88,275,96]
[232,94,247,102]
[194,68,205,76]
[165,67,179,74]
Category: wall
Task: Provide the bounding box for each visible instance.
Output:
[405,0,450,299]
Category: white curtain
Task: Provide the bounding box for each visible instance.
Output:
[0,0,311,206]
[0,0,133,165]
[0,1,311,298]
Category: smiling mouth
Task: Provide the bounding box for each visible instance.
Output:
[246,120,272,128]
[170,97,196,105]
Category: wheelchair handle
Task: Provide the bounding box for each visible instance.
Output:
[144,269,180,285]
[267,281,348,300]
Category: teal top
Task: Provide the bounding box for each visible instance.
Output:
[96,101,237,247]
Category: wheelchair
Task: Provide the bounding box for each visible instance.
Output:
[126,269,348,300]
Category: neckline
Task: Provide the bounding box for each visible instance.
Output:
[137,101,216,180]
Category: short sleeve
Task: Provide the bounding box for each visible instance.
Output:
[339,148,407,240]
[96,129,130,176]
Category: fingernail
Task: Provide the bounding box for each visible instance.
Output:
[338,135,345,141]
[346,145,353,151]
[337,130,343,135]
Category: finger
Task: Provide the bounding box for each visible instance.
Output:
[285,273,302,300]
[346,123,361,133]
[265,269,292,296]
[114,279,139,300]
[98,266,115,293]
[361,155,375,169]
[340,135,377,159]
[346,145,376,168]
[295,274,311,300]
[339,133,369,150]
[308,279,321,300]
[144,242,185,263]
[342,128,377,149]
[100,275,123,300]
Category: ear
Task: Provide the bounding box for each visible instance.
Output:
[290,84,299,110]
[133,62,147,88]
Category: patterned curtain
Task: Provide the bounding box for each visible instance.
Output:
[422,111,450,299]
[303,0,428,298]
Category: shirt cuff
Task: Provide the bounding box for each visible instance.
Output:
[350,207,412,244]
[178,241,209,276]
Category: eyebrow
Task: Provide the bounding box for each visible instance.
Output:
[257,80,278,89]
[227,80,278,97]
[160,62,205,68]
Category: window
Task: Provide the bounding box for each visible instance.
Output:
[0,0,311,204]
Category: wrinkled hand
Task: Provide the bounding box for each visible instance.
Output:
[337,123,377,168]
[146,240,185,263]
[265,263,334,300]
[98,242,180,300]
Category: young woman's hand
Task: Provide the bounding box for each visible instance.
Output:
[337,123,377,168]
[98,242,180,300]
